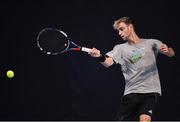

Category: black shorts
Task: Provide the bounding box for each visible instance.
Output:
[116,93,160,121]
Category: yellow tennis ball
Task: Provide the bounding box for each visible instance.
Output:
[6,70,14,78]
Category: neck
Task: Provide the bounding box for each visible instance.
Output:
[128,31,140,44]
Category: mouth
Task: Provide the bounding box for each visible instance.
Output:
[121,36,126,40]
[121,36,125,39]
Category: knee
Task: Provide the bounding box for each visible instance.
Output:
[139,114,151,122]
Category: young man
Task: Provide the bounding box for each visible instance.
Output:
[89,17,175,121]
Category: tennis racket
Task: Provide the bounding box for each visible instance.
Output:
[37,28,92,55]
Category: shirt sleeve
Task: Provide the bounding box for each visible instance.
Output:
[151,39,163,54]
[106,44,123,64]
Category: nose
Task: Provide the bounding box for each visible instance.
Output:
[118,31,122,36]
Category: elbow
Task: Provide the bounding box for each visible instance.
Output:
[168,48,175,57]
[167,52,175,57]
[170,49,175,57]
[170,52,175,57]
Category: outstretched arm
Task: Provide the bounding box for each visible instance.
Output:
[160,44,175,57]
[89,48,114,68]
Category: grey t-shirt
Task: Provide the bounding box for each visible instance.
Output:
[106,39,163,95]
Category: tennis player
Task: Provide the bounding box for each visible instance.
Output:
[89,17,175,121]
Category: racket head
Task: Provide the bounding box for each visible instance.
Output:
[37,28,70,55]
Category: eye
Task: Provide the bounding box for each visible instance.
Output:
[118,27,124,31]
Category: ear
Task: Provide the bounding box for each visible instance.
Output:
[128,24,134,31]
[129,24,133,29]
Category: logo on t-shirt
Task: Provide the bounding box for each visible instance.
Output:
[129,47,145,63]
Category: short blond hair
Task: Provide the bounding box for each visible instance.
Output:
[113,16,134,30]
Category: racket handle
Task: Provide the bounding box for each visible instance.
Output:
[81,47,92,53]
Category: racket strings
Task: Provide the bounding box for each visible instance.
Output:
[38,29,69,54]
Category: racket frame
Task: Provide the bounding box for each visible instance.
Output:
[37,28,91,55]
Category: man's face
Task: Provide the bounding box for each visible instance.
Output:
[117,22,132,41]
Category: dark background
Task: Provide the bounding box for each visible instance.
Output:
[0,0,179,120]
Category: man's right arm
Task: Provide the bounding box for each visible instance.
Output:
[89,48,114,68]
[101,56,114,68]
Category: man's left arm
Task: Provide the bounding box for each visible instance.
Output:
[160,44,175,57]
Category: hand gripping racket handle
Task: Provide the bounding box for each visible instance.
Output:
[81,47,92,53]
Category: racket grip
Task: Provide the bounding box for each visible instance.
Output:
[81,47,92,53]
